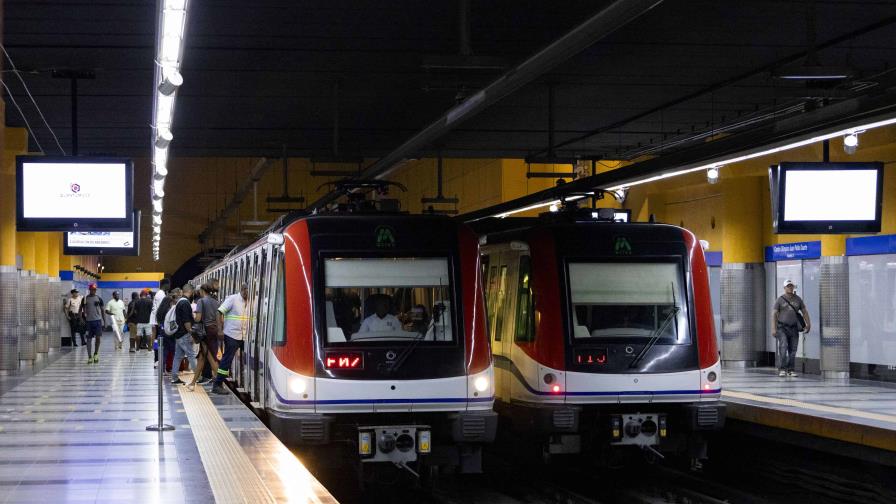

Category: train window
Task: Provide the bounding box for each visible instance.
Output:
[323,257,454,344]
[514,256,535,343]
[492,265,508,342]
[567,262,689,344]
[272,253,286,345]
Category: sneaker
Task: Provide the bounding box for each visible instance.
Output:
[87,356,93,364]
[778,370,787,377]
[93,355,99,364]
[197,377,211,385]
[129,349,136,353]
[787,371,798,377]
[211,384,228,395]
[171,379,186,385]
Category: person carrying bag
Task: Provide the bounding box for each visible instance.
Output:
[187,284,221,390]
[771,279,812,377]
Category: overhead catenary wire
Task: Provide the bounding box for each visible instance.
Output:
[0,44,67,155]
[0,79,44,153]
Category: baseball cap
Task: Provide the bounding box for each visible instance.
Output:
[88,283,97,290]
[70,288,79,294]
[783,279,795,288]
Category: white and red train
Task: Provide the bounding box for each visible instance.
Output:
[194,212,496,475]
[476,209,725,461]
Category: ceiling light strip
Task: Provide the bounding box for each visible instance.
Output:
[150,0,190,261]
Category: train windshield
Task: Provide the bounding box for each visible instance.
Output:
[323,257,454,344]
[567,262,689,344]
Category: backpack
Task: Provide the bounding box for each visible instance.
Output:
[163,298,187,336]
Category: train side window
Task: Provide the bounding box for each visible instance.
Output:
[272,252,286,345]
[514,255,535,343]
[492,265,508,342]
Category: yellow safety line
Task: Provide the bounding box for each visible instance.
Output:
[723,389,896,426]
[178,385,276,504]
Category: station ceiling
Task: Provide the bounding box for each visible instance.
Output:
[4,0,896,164]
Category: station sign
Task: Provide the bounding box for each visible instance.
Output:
[764,240,821,262]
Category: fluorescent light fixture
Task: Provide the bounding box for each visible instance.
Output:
[495,199,561,219]
[162,8,186,38]
[152,178,165,197]
[158,66,183,96]
[154,145,168,168]
[164,0,187,9]
[156,94,175,127]
[155,127,173,149]
[604,114,896,192]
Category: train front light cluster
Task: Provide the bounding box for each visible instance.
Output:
[474,376,489,393]
[289,376,307,395]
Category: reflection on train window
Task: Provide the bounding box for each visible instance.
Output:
[324,258,454,343]
[568,262,689,344]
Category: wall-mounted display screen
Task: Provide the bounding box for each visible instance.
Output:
[63,210,141,256]
[770,162,883,234]
[16,156,133,231]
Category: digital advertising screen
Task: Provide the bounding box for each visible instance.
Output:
[63,210,141,256]
[771,162,883,234]
[16,156,134,231]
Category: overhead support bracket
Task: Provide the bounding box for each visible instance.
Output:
[307,0,664,211]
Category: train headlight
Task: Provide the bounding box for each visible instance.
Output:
[289,377,307,395]
[396,433,415,453]
[474,376,489,393]
[707,371,718,383]
[378,433,396,453]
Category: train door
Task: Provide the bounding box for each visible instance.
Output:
[245,252,258,401]
[252,248,269,405]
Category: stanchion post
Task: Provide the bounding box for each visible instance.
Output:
[147,333,175,432]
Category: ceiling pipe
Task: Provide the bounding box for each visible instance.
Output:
[306,0,663,211]
[198,157,274,243]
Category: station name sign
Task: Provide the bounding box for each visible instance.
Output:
[764,240,821,262]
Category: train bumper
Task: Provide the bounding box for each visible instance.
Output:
[267,411,333,445]
[450,410,498,443]
[684,402,726,431]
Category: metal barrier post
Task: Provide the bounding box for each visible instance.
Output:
[147,334,175,432]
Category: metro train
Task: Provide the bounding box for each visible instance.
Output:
[193,210,496,477]
[475,208,725,463]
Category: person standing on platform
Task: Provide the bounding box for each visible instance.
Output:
[149,278,171,369]
[105,291,127,351]
[157,288,179,374]
[125,291,139,352]
[79,284,107,364]
[188,284,220,390]
[134,289,153,351]
[211,283,249,395]
[772,279,812,377]
[63,288,86,347]
[170,283,196,386]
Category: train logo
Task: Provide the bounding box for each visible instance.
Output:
[70,183,81,193]
[375,225,396,248]
[613,236,632,255]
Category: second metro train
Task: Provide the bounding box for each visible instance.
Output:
[475,208,725,463]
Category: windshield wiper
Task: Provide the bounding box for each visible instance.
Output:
[387,304,445,375]
[629,283,679,369]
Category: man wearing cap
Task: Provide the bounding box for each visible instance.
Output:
[63,288,86,347]
[79,284,107,364]
[134,289,154,351]
[772,279,812,377]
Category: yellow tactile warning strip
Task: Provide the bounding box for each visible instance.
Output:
[723,390,896,452]
[178,385,277,504]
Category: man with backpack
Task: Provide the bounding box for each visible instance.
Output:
[167,283,197,385]
[149,278,171,369]
[772,279,812,377]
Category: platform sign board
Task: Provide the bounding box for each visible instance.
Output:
[63,210,140,256]
[769,162,883,234]
[764,241,821,262]
[16,156,134,231]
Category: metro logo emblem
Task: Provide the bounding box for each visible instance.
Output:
[325,352,364,370]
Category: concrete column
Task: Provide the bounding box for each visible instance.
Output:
[820,256,850,380]
[18,270,35,363]
[34,234,49,356]
[0,114,18,372]
[0,266,18,372]
[720,263,764,366]
[48,233,62,350]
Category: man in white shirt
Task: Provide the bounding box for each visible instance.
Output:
[211,283,249,395]
[358,296,401,333]
[149,278,171,368]
[105,291,127,350]
[63,289,85,347]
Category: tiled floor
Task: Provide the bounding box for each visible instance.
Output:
[723,367,896,432]
[0,334,335,503]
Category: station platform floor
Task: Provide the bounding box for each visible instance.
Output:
[722,367,896,456]
[0,336,335,504]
